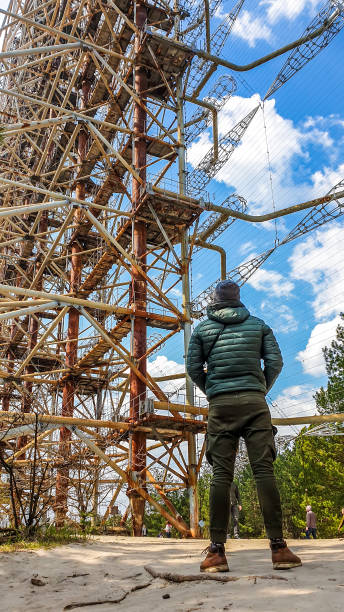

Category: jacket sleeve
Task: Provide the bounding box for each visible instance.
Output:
[186,327,206,394]
[261,324,283,392]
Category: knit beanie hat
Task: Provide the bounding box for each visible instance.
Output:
[211,280,241,306]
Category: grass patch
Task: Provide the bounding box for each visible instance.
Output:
[0,525,89,553]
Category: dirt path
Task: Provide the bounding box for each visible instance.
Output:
[1,537,343,611]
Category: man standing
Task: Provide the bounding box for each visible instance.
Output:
[306,505,317,539]
[229,482,241,539]
[186,280,301,572]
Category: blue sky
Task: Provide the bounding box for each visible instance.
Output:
[150,0,344,421]
[1,0,343,421]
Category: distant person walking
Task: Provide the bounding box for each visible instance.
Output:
[199,518,205,537]
[306,505,317,539]
[229,482,242,539]
[165,522,172,538]
[338,508,344,534]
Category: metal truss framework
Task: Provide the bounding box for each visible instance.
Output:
[192,180,344,315]
[0,1,343,536]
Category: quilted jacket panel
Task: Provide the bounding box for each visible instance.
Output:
[186,304,283,399]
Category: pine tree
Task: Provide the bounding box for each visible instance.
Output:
[315,313,344,414]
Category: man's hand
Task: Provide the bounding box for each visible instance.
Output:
[238,505,242,511]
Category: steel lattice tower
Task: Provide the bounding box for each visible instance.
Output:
[1,0,344,534]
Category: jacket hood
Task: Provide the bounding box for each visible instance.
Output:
[207,303,250,325]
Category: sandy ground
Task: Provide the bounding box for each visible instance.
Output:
[0,537,343,611]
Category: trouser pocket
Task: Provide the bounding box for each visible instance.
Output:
[205,433,213,465]
[206,432,239,467]
[271,425,278,461]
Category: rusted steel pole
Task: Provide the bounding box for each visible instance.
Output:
[2,340,14,412]
[18,313,38,454]
[2,211,32,412]
[2,383,10,411]
[55,77,89,527]
[120,504,131,527]
[2,323,16,412]
[175,2,200,534]
[17,213,47,456]
[128,1,148,537]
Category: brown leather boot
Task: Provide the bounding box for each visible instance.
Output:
[200,543,229,573]
[270,539,302,570]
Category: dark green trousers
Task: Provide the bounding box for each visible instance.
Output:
[206,391,283,543]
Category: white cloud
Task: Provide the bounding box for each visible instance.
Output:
[303,114,344,131]
[190,94,299,211]
[289,223,344,321]
[239,241,256,255]
[148,355,208,406]
[288,223,344,377]
[261,300,298,333]
[260,0,321,24]
[187,131,212,167]
[148,355,185,394]
[231,10,272,47]
[169,287,182,300]
[296,316,341,377]
[189,94,339,221]
[270,385,317,434]
[301,128,333,149]
[272,384,316,416]
[309,163,344,198]
[247,268,294,297]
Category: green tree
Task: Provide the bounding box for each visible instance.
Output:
[144,502,165,537]
[143,469,190,537]
[285,434,344,537]
[315,313,344,414]
[235,465,264,538]
[197,465,211,539]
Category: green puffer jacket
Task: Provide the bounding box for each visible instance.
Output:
[186,304,283,399]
